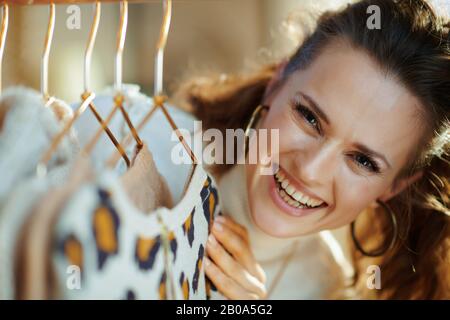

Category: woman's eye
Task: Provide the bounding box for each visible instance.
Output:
[295,104,321,133]
[353,153,379,173]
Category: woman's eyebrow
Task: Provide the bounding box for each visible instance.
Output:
[299,92,330,125]
[354,143,392,169]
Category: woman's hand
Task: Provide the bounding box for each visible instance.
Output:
[204,215,267,299]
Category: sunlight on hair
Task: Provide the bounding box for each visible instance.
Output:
[429,0,450,19]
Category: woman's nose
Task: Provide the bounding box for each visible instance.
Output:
[294,141,339,187]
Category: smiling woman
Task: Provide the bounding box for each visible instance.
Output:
[176,0,449,299]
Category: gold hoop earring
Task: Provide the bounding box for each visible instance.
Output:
[351,200,398,257]
[244,105,269,156]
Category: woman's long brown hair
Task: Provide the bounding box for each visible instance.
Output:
[175,0,449,299]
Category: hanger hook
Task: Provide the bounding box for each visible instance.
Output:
[84,1,101,93]
[41,3,55,100]
[0,3,9,95]
[115,1,128,91]
[154,0,172,96]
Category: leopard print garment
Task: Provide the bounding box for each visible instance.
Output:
[52,164,221,300]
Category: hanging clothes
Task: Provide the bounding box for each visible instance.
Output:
[0,0,220,302]
[17,142,175,299]
[72,85,194,203]
[120,143,173,213]
[0,86,78,204]
[15,155,94,299]
[0,86,79,300]
[51,159,220,299]
[7,98,221,299]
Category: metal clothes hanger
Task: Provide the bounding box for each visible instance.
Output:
[81,1,130,167]
[36,1,123,176]
[40,3,55,106]
[107,0,197,173]
[83,0,143,159]
[151,0,197,164]
[147,0,197,197]
[0,3,8,95]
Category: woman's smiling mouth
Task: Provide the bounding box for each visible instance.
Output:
[268,165,328,217]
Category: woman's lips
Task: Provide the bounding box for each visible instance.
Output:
[268,168,327,218]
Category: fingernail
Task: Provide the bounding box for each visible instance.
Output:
[215,215,225,223]
[204,256,211,267]
[208,234,217,246]
[214,221,223,232]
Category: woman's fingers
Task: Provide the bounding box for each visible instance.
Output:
[212,220,266,285]
[204,256,261,300]
[215,215,249,242]
[206,234,266,298]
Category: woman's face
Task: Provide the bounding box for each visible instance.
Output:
[246,42,425,237]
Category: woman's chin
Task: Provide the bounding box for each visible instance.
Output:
[248,200,315,238]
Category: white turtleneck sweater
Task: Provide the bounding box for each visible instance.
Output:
[209,163,354,300]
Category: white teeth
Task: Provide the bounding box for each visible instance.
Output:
[274,170,324,208]
[285,185,295,196]
[302,196,311,206]
[292,191,302,202]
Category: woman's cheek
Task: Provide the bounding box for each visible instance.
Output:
[334,176,382,225]
[265,109,312,153]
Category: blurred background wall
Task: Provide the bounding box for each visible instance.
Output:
[3,0,448,102]
[1,0,355,102]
